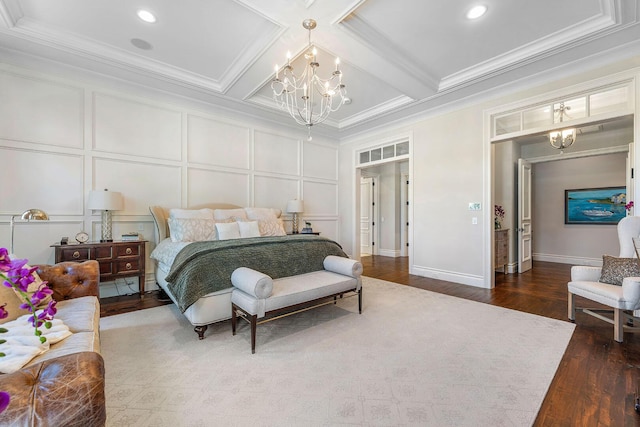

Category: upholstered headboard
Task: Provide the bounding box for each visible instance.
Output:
[149,203,241,243]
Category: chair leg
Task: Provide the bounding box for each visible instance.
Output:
[614,308,624,343]
[568,291,576,321]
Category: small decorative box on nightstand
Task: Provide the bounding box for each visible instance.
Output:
[51,240,147,297]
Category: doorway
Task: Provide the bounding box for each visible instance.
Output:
[494,117,634,276]
[358,160,409,259]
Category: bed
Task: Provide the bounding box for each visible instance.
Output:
[149,204,348,339]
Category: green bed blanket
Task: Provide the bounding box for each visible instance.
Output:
[165,235,347,312]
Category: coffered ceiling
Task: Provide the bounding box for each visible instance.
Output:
[0,0,639,139]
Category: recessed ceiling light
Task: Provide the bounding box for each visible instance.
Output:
[137,10,157,23]
[466,5,488,20]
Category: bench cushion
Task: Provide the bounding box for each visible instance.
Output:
[231,270,358,317]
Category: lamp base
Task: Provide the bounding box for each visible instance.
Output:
[101,210,114,242]
[292,213,299,234]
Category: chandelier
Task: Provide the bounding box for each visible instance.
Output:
[271,19,347,140]
[549,102,576,150]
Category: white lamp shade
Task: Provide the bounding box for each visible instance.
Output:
[88,190,124,211]
[286,199,304,213]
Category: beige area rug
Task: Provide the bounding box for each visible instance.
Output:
[101,277,574,426]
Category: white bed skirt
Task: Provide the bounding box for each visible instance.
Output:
[155,265,233,326]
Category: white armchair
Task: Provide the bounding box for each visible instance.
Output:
[568,216,640,342]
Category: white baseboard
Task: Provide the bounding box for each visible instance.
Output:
[410,265,487,288]
[533,253,602,266]
[378,248,402,258]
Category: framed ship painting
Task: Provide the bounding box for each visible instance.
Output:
[565,186,627,225]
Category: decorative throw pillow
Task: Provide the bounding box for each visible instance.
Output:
[245,207,279,221]
[238,221,261,238]
[216,222,241,240]
[169,208,214,220]
[599,255,640,286]
[168,218,217,242]
[258,219,287,236]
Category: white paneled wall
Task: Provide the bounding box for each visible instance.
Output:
[0,63,340,298]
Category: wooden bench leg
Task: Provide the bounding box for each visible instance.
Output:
[231,304,237,336]
[251,314,257,354]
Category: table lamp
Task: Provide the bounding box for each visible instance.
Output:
[88,189,123,242]
[286,199,304,234]
[10,209,49,255]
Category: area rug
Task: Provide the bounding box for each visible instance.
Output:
[101,277,574,426]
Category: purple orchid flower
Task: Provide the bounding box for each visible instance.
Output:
[0,391,9,413]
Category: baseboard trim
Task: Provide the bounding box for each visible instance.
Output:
[378,249,402,258]
[533,253,602,266]
[410,265,487,288]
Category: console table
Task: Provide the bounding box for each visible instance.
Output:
[51,240,147,296]
[494,229,509,273]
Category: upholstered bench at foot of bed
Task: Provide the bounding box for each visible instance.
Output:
[230,255,363,353]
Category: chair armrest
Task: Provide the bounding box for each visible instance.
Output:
[570,265,602,282]
[36,260,99,301]
[622,277,640,310]
[323,256,363,278]
[231,267,273,299]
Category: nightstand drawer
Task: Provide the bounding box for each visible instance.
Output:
[58,247,90,261]
[94,246,114,260]
[115,245,140,258]
[114,259,140,274]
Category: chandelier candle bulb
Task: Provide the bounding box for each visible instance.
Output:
[275,65,279,79]
[335,57,340,71]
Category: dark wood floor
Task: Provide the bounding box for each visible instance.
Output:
[100,257,640,426]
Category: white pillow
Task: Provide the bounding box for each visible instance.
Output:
[169,208,214,220]
[168,218,217,242]
[238,221,261,238]
[216,222,241,240]
[214,208,248,221]
[245,207,279,220]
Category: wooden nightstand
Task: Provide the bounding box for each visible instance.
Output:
[51,240,147,297]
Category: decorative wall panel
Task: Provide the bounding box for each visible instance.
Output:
[0,71,83,148]
[187,168,249,207]
[93,93,182,160]
[303,142,338,180]
[93,158,182,215]
[187,115,250,169]
[254,130,299,176]
[303,181,338,215]
[0,148,83,215]
[254,175,298,210]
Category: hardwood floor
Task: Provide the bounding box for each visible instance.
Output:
[100,256,640,426]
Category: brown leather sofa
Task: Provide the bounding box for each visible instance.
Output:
[0,260,106,427]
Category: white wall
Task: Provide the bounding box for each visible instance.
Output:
[0,62,340,297]
[532,153,627,265]
[340,57,640,289]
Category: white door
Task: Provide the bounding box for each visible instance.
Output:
[360,177,374,255]
[518,159,533,273]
